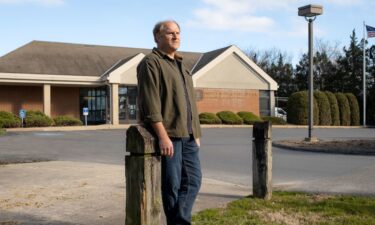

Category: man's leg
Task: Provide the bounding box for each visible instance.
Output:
[176,135,202,224]
[161,138,183,225]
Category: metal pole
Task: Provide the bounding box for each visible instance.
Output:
[363,21,366,126]
[308,18,314,139]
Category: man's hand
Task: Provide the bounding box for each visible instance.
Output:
[195,138,200,147]
[159,137,174,157]
[151,122,174,158]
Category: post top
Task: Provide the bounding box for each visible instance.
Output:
[126,125,159,154]
[253,121,272,140]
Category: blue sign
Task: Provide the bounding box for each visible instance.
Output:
[83,107,89,116]
[19,109,26,119]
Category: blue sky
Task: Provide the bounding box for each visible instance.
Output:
[0,0,374,65]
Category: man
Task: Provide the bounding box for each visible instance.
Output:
[137,20,202,225]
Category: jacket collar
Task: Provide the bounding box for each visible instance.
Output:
[153,47,183,61]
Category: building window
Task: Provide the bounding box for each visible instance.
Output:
[119,86,137,123]
[80,87,107,124]
[259,90,270,116]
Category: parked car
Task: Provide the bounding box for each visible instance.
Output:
[275,107,287,121]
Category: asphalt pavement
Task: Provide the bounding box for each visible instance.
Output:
[1,126,374,224]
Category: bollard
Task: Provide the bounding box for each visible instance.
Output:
[125,125,162,225]
[252,121,272,200]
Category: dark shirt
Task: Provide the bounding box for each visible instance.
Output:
[137,48,201,138]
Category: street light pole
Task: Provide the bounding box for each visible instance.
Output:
[308,17,314,140]
[298,4,323,142]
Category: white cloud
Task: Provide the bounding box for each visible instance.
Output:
[0,0,64,6]
[187,0,279,32]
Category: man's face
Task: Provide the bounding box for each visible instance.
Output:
[156,22,180,53]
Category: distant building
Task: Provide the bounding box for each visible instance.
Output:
[0,41,278,124]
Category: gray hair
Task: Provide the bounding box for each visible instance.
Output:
[153,20,180,43]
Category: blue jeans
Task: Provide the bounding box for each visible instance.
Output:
[162,135,202,225]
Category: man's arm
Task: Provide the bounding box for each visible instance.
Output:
[151,122,174,157]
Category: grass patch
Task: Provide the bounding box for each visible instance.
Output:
[0,128,6,136]
[193,191,375,225]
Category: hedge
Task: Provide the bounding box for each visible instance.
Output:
[261,116,287,125]
[25,110,54,127]
[53,115,83,126]
[287,91,319,125]
[216,111,243,125]
[335,93,351,126]
[199,112,222,124]
[324,91,340,126]
[314,91,331,125]
[0,111,21,128]
[237,111,262,125]
[345,93,360,126]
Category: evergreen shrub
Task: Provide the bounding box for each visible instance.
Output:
[237,111,262,124]
[314,91,331,125]
[199,112,222,124]
[0,111,21,128]
[25,110,54,127]
[335,93,351,126]
[53,115,83,126]
[325,91,340,126]
[287,91,319,125]
[345,93,360,126]
[216,111,243,125]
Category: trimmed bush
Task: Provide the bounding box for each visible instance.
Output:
[325,91,340,126]
[0,111,21,128]
[199,112,222,124]
[216,111,243,125]
[287,91,319,125]
[53,115,83,126]
[25,110,54,127]
[237,111,262,125]
[346,93,360,126]
[261,116,287,125]
[335,93,351,126]
[314,91,331,125]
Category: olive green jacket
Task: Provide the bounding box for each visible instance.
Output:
[137,48,202,138]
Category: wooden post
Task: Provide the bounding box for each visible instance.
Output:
[252,121,272,200]
[125,125,162,225]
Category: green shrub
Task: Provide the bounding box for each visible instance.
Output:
[345,93,360,126]
[0,128,5,135]
[335,93,351,126]
[325,91,340,126]
[0,111,21,128]
[261,116,287,125]
[216,111,243,125]
[199,112,222,124]
[287,91,319,125]
[25,110,54,127]
[237,111,262,125]
[53,115,83,126]
[314,91,331,125]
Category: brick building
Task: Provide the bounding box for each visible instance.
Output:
[0,41,277,125]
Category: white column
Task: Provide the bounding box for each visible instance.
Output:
[111,84,119,125]
[43,84,51,117]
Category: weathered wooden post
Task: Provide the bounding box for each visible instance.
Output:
[125,125,162,225]
[252,121,272,200]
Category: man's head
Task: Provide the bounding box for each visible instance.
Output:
[153,20,180,55]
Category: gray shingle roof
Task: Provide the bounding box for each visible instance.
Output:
[191,46,232,74]
[0,41,203,76]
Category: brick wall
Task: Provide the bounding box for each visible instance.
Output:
[0,85,43,114]
[195,88,260,115]
[51,87,79,119]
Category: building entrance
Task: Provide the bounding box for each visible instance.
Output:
[119,86,137,123]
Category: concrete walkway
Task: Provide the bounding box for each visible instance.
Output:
[0,161,249,225]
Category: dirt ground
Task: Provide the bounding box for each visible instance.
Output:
[273,139,375,155]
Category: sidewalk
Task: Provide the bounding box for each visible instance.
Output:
[0,161,250,225]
